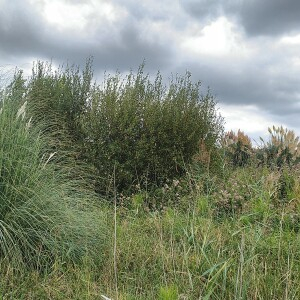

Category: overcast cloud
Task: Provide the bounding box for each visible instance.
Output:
[1,0,300,140]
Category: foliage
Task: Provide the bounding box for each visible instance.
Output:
[212,174,251,217]
[258,125,300,169]
[27,59,93,139]
[158,285,179,300]
[222,129,252,167]
[0,86,108,269]
[277,167,296,202]
[24,59,97,188]
[5,60,224,198]
[192,137,227,181]
[82,65,224,195]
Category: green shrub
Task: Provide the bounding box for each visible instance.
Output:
[221,129,252,168]
[6,60,224,199]
[277,168,296,202]
[83,65,223,195]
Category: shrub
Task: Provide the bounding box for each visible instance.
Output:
[83,65,224,195]
[7,60,224,199]
[212,171,252,217]
[277,168,296,202]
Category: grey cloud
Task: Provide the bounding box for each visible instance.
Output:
[172,57,300,132]
[180,0,224,22]
[0,0,174,73]
[237,0,300,36]
[74,25,173,73]
[0,1,47,58]
[181,0,300,37]
[43,23,173,73]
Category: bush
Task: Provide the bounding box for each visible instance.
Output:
[277,168,296,202]
[221,129,252,167]
[212,169,252,217]
[82,65,224,195]
[6,60,224,199]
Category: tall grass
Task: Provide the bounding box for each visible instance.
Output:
[1,62,300,299]
[6,171,297,299]
[94,166,300,299]
[0,90,108,269]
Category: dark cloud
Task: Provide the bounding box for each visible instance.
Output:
[180,0,224,22]
[182,0,300,37]
[238,0,300,36]
[175,58,300,132]
[0,0,173,73]
[0,1,46,58]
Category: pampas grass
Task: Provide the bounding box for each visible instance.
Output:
[0,91,108,270]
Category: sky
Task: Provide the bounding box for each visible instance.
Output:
[1,0,300,142]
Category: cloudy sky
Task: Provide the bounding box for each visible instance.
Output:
[1,0,300,142]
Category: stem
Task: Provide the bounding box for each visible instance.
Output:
[113,164,118,300]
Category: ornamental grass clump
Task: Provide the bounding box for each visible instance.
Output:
[0,92,108,269]
[258,125,300,169]
[25,60,97,190]
[222,129,253,167]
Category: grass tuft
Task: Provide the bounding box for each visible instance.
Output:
[0,93,108,270]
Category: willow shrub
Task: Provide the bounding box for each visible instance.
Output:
[82,65,224,195]
[25,59,97,189]
[12,60,223,197]
[0,84,108,269]
[26,60,92,140]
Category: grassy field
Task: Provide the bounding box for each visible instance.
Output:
[1,167,300,299]
[1,63,300,299]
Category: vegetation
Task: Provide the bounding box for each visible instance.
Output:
[0,73,108,270]
[257,126,300,169]
[222,129,252,167]
[1,60,300,299]
[23,59,223,196]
